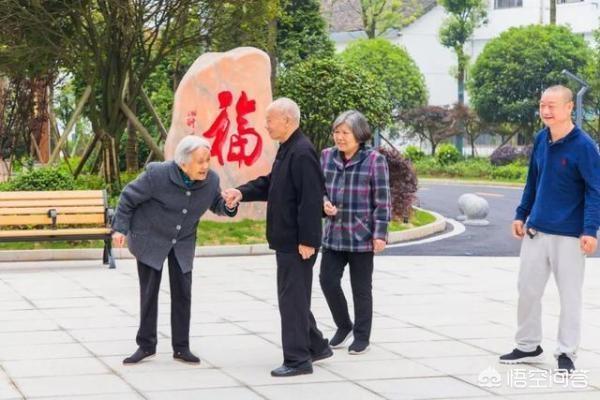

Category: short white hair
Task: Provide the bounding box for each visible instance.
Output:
[267,97,301,124]
[174,135,211,165]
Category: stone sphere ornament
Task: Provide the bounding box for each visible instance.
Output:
[457,193,490,226]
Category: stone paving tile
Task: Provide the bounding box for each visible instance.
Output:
[12,374,134,398]
[144,387,263,400]
[253,381,383,400]
[358,377,493,400]
[0,255,599,399]
[0,343,90,361]
[121,369,239,392]
[2,357,109,378]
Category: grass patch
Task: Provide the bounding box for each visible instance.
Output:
[0,240,103,250]
[0,210,437,250]
[389,208,436,232]
[197,219,266,245]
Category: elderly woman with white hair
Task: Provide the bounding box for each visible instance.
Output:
[320,110,391,355]
[112,135,237,365]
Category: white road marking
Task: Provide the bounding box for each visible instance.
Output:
[386,218,466,248]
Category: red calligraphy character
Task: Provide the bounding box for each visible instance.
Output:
[185,111,197,129]
[202,91,233,165]
[227,91,263,167]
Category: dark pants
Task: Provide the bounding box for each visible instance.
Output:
[136,250,192,352]
[319,248,374,342]
[276,251,329,368]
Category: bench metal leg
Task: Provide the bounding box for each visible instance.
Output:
[104,240,116,269]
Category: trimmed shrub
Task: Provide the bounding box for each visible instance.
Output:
[8,167,75,191]
[378,147,418,221]
[490,145,532,166]
[491,163,527,181]
[403,145,426,162]
[435,143,462,165]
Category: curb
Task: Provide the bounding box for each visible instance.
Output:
[388,208,446,244]
[419,177,524,188]
[0,209,446,262]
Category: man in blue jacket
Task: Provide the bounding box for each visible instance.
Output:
[499,85,600,373]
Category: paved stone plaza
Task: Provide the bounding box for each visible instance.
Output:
[1,255,600,399]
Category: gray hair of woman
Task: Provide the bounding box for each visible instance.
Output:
[174,135,212,165]
[332,110,372,143]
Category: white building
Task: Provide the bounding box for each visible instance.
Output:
[329,0,599,106]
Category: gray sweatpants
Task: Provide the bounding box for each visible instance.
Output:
[515,231,586,360]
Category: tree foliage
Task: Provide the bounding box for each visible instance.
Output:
[583,26,600,142]
[277,0,334,68]
[438,0,486,104]
[276,57,393,152]
[340,38,427,115]
[358,0,419,39]
[399,105,460,155]
[469,25,591,141]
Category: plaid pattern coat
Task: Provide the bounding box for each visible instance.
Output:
[321,146,391,252]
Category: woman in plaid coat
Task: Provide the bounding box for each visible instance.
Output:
[320,110,391,354]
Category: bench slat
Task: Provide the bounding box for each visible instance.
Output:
[0,214,106,226]
[0,199,105,207]
[0,206,106,215]
[0,190,105,201]
[0,228,111,238]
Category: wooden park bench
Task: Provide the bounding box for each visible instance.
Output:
[0,190,116,268]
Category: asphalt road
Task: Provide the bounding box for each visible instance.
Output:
[383,181,528,257]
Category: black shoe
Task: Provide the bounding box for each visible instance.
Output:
[499,346,544,364]
[173,349,200,364]
[557,353,575,373]
[270,364,313,377]
[123,348,156,364]
[312,346,334,363]
[330,328,353,349]
[348,340,370,355]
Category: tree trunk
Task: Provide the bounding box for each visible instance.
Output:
[367,21,376,39]
[30,76,51,164]
[99,133,120,193]
[430,141,437,155]
[125,102,139,173]
[267,11,278,90]
[455,47,465,154]
[550,0,556,25]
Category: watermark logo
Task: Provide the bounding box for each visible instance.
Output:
[477,366,589,389]
[478,366,502,388]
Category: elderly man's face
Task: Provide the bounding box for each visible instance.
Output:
[181,147,211,181]
[539,91,573,128]
[266,109,290,141]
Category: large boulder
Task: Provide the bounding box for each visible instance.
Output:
[165,47,277,220]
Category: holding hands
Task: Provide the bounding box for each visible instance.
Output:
[222,188,243,209]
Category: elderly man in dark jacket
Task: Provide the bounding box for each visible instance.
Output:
[112,135,237,365]
[223,98,333,377]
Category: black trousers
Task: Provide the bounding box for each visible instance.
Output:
[319,248,374,342]
[136,250,192,352]
[276,251,329,368]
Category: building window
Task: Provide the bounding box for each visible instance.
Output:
[494,0,523,9]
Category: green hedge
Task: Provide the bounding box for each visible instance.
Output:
[413,157,526,182]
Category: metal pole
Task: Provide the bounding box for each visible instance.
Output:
[576,87,588,128]
[374,129,381,148]
[562,70,590,128]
